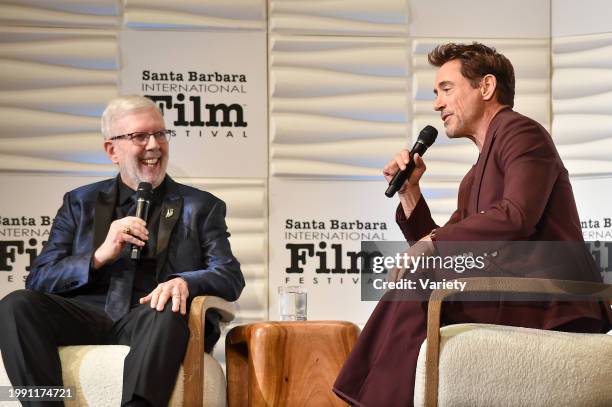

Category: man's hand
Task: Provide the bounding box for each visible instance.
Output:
[419,233,432,242]
[383,150,427,217]
[93,216,148,269]
[140,278,189,315]
[383,150,427,193]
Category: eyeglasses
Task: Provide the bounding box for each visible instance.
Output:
[109,130,173,146]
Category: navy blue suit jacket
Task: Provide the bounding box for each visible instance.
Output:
[26,176,244,306]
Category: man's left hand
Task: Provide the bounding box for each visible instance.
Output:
[140,278,189,315]
[420,234,432,242]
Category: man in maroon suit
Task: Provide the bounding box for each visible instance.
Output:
[333,42,611,406]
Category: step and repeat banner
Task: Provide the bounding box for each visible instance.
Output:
[269,178,425,323]
[120,30,267,179]
[572,176,612,284]
[0,175,105,299]
[1,27,611,327]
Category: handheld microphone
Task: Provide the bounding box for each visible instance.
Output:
[130,181,153,260]
[385,125,438,198]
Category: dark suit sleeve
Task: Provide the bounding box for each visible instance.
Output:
[169,200,244,302]
[435,119,560,242]
[26,192,94,293]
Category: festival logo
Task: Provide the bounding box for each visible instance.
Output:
[121,30,267,178]
[0,175,103,299]
[0,215,51,282]
[572,176,612,283]
[269,179,406,323]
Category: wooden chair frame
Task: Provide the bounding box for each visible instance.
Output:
[183,295,235,406]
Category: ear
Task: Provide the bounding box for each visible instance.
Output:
[103,139,120,164]
[480,74,497,101]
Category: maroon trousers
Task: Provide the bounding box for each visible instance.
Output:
[333,297,609,407]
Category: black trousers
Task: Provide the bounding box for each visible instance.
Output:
[0,289,189,407]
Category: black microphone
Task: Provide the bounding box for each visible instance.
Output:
[130,181,153,260]
[385,125,438,198]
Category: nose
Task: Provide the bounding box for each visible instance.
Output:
[433,93,444,112]
[145,133,161,150]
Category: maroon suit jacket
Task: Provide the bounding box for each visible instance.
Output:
[399,108,583,242]
[333,108,610,407]
[396,107,610,328]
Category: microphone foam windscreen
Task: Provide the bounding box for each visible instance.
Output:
[418,125,438,146]
[136,182,153,200]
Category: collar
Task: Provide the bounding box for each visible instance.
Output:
[117,175,168,206]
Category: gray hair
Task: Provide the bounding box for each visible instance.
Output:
[101,95,162,139]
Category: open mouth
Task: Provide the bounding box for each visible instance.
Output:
[141,158,160,167]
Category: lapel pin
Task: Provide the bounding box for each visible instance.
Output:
[165,208,174,219]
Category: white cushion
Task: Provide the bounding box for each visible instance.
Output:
[0,345,226,407]
[414,323,612,407]
[0,359,19,407]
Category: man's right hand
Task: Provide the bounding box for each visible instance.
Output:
[383,150,427,217]
[93,216,148,269]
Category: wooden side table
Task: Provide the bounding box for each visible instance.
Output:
[226,321,360,407]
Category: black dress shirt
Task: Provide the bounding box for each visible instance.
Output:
[115,176,167,306]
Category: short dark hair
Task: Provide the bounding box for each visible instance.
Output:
[428,42,515,107]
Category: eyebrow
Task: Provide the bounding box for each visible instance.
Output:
[433,80,453,95]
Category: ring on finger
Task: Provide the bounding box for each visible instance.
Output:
[122,225,131,234]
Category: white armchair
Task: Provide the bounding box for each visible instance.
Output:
[0,296,235,407]
[414,277,612,407]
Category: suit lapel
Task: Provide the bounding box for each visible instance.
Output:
[93,180,118,250]
[156,179,183,279]
[468,108,510,214]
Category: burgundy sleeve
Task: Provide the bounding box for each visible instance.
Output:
[395,195,439,242]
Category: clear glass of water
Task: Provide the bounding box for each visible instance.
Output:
[278,286,307,321]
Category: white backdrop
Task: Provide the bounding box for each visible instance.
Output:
[0,0,610,331]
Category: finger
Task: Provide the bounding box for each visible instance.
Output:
[150,287,161,309]
[399,149,410,164]
[395,154,407,171]
[113,221,140,238]
[413,154,427,175]
[139,293,152,304]
[113,221,128,236]
[116,219,148,238]
[178,279,189,315]
[156,288,172,311]
[413,153,424,167]
[126,224,149,241]
[120,233,145,247]
[383,168,396,183]
[383,158,399,175]
[123,216,147,227]
[180,279,189,299]
[171,286,181,313]
[180,293,187,315]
